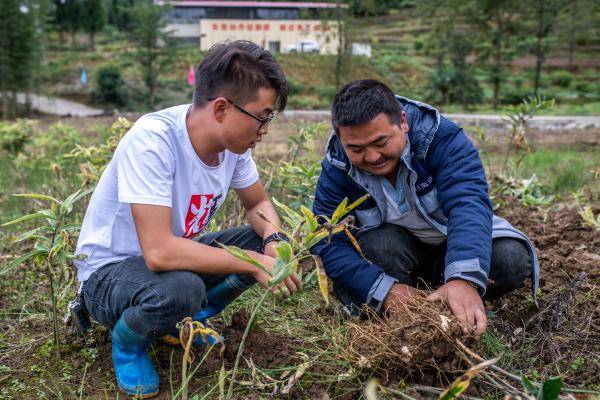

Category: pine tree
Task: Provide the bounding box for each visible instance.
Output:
[0,0,37,118]
[130,2,175,108]
[81,0,107,51]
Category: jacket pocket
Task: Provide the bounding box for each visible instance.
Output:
[418,188,440,213]
[355,207,380,228]
[418,188,447,224]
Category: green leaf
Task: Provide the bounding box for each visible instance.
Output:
[34,242,51,253]
[303,230,330,250]
[521,375,538,395]
[539,377,562,400]
[300,205,318,233]
[272,198,303,227]
[71,187,94,204]
[61,223,82,233]
[218,242,271,277]
[218,363,227,400]
[13,193,61,204]
[343,194,370,215]
[330,198,348,224]
[268,260,293,287]
[1,249,47,275]
[37,209,57,221]
[61,188,93,215]
[11,227,44,243]
[275,241,293,263]
[1,212,46,227]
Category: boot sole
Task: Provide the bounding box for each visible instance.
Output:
[119,386,160,399]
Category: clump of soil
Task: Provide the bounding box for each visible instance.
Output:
[192,309,294,373]
[221,309,292,368]
[344,296,473,382]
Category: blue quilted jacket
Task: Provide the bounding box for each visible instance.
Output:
[311,96,539,311]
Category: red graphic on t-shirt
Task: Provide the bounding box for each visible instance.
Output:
[184,194,214,238]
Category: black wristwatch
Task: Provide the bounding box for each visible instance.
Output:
[262,232,290,250]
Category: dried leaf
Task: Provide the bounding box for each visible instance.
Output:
[438,357,498,400]
[314,256,329,306]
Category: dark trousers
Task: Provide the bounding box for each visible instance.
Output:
[334,223,532,310]
[82,226,261,339]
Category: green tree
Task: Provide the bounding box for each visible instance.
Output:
[476,0,521,110]
[420,0,483,108]
[528,0,568,96]
[129,2,174,108]
[0,0,37,119]
[52,0,69,44]
[554,0,598,71]
[63,0,82,48]
[80,0,107,50]
[107,0,138,31]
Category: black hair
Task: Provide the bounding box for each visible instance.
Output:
[193,40,288,112]
[331,79,403,131]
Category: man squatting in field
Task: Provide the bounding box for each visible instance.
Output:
[74,41,301,398]
[312,79,539,335]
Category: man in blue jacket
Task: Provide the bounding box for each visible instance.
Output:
[312,79,539,336]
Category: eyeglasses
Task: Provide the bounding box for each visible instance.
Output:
[206,97,277,132]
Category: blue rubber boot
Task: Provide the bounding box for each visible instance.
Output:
[162,274,253,348]
[111,316,160,398]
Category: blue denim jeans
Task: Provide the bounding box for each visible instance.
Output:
[81,225,260,339]
[334,223,532,312]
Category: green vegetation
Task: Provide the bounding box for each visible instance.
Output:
[0,95,598,397]
[1,1,598,116]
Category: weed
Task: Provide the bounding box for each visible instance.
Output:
[1,189,92,356]
[501,96,555,174]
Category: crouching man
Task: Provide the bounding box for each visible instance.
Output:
[74,41,300,398]
[312,79,539,336]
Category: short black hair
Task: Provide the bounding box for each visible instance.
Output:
[331,79,403,131]
[193,40,288,112]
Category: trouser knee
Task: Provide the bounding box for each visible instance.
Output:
[357,224,421,284]
[124,271,206,338]
[486,238,532,298]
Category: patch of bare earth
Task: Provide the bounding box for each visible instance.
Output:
[491,199,599,386]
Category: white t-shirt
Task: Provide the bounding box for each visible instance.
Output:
[74,104,259,282]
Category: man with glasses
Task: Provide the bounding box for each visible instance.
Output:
[74,41,299,398]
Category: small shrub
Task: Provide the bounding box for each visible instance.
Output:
[501,87,534,105]
[426,66,483,106]
[95,63,126,107]
[549,71,573,88]
[574,81,592,94]
[315,85,338,101]
[287,78,305,96]
[0,119,34,155]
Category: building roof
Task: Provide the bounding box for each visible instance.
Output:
[156,1,347,9]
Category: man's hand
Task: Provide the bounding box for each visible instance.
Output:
[382,283,420,312]
[427,279,487,337]
[247,250,302,297]
[263,241,279,259]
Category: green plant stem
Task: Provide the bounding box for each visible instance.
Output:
[47,266,61,357]
[47,213,64,359]
[226,289,271,399]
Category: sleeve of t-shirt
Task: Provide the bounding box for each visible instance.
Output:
[230,149,259,189]
[117,131,175,207]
